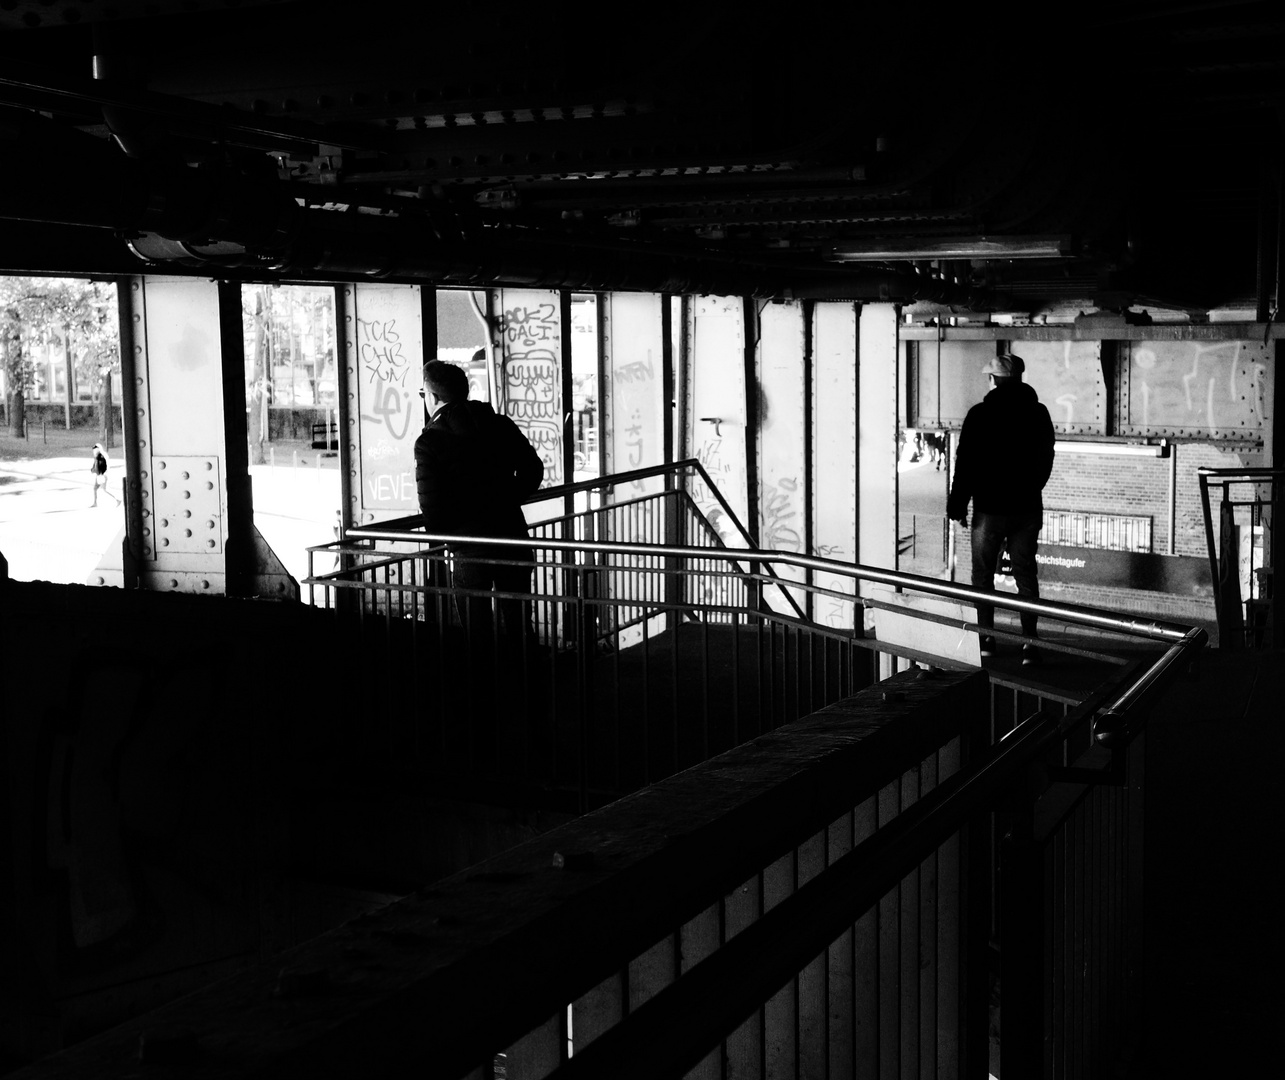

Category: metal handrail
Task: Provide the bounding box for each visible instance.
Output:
[301,469,1213,1079]
[314,524,1207,768]
[344,457,811,620]
[328,528,1195,647]
[349,457,758,535]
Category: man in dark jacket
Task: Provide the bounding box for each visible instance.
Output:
[947,353,1055,664]
[414,359,544,643]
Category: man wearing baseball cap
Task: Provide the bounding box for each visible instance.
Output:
[946,352,1056,664]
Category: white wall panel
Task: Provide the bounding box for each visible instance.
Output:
[812,303,858,629]
[146,278,227,455]
[757,301,807,611]
[343,283,424,523]
[496,288,565,487]
[602,292,666,495]
[687,296,749,546]
[858,303,899,584]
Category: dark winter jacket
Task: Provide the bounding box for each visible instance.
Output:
[947,380,1055,520]
[413,399,545,559]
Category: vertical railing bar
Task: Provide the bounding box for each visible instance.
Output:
[1072,801,1085,1075]
[1089,792,1100,1076]
[704,612,714,761]
[612,600,623,793]
[576,565,588,814]
[764,619,775,732]
[641,609,651,785]
[1105,781,1118,1066]
[1052,807,1066,1074]
[752,610,764,739]
[435,566,446,764]
[1113,776,1124,1062]
[671,583,682,774]
[547,572,560,787]
[518,582,532,784]
[1095,784,1106,1072]
[409,561,420,766]
[730,606,741,747]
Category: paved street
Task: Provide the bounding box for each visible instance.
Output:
[1,430,339,592]
[4,427,951,592]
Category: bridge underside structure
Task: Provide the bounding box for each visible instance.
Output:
[1,2,1284,1077]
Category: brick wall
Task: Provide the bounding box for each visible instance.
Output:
[950,440,1249,629]
[1043,452,1171,550]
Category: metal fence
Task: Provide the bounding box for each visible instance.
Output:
[1042,509,1153,553]
[1198,466,1281,649]
[296,460,1205,1079]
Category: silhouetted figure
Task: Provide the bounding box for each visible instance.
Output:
[923,431,948,471]
[89,443,118,507]
[414,359,544,647]
[947,354,1055,664]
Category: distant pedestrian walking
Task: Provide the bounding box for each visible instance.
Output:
[947,354,1055,664]
[89,443,119,507]
[923,431,948,471]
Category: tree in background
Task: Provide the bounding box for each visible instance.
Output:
[0,276,120,442]
[241,284,336,464]
[245,286,273,465]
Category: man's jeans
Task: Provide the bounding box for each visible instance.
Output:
[451,552,534,648]
[970,511,1042,637]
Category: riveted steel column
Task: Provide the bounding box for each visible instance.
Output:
[334,284,355,530]
[92,276,294,596]
[114,275,151,588]
[217,281,254,597]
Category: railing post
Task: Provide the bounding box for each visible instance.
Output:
[663,484,684,617]
[575,562,592,813]
[999,802,1048,1078]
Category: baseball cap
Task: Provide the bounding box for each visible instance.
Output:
[982,353,1024,378]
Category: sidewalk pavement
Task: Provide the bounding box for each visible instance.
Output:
[1,452,339,591]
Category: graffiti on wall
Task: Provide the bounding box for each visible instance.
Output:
[692,434,739,544]
[760,475,803,551]
[500,294,563,486]
[1125,340,1271,439]
[353,287,422,512]
[613,353,657,487]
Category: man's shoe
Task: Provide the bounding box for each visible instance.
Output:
[1022,644,1043,666]
[979,636,996,658]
